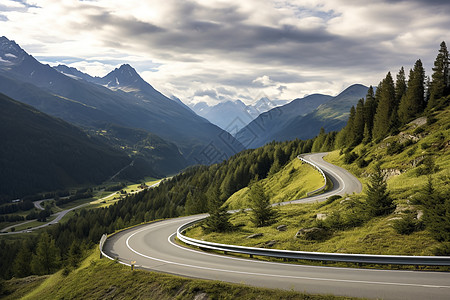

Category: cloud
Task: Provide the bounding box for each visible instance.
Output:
[0,0,449,105]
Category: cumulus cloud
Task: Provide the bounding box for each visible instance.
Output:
[0,0,449,104]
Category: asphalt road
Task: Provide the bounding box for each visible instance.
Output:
[103,153,450,300]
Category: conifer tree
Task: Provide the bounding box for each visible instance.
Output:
[428,41,450,110]
[248,181,277,227]
[398,60,425,123]
[13,241,32,278]
[372,72,395,141]
[345,106,356,145]
[420,176,450,242]
[363,86,377,142]
[395,67,407,104]
[31,233,61,275]
[366,164,395,217]
[203,186,232,233]
[352,98,365,146]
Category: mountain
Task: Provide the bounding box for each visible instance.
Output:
[235,84,368,148]
[273,84,369,143]
[190,100,258,133]
[235,93,333,148]
[189,97,290,134]
[0,36,243,166]
[0,93,131,201]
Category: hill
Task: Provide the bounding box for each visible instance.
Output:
[236,85,367,148]
[186,98,450,258]
[0,93,130,202]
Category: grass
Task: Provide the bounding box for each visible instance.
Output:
[10,249,359,300]
[186,198,439,256]
[7,216,58,232]
[186,107,450,266]
[224,159,324,210]
[1,276,48,300]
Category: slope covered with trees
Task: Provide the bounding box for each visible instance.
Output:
[0,93,130,202]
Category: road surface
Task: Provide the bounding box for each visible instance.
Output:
[104,153,450,300]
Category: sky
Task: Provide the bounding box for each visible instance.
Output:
[1,0,449,106]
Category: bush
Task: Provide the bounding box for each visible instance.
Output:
[407,146,417,157]
[324,195,342,205]
[343,152,358,164]
[392,213,423,235]
[386,141,404,155]
[432,243,450,256]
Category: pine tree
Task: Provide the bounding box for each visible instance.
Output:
[366,164,395,216]
[352,98,365,146]
[31,233,61,275]
[420,176,450,242]
[395,67,407,104]
[363,86,377,142]
[203,186,232,233]
[13,241,32,278]
[428,41,450,110]
[248,181,277,227]
[398,60,425,123]
[345,106,356,145]
[68,240,82,268]
[372,72,395,141]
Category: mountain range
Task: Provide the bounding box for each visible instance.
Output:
[236,84,369,148]
[0,36,244,169]
[189,98,289,134]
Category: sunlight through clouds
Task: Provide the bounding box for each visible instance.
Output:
[1,0,449,105]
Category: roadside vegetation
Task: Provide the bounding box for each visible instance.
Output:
[187,41,450,259]
[0,41,448,296]
[0,249,358,300]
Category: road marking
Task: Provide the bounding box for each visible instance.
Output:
[124,229,450,289]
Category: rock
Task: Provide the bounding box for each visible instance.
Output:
[416,210,423,220]
[246,233,263,239]
[295,227,328,240]
[316,213,328,220]
[408,116,427,127]
[264,240,278,247]
[383,168,402,180]
[194,292,209,300]
[276,224,287,231]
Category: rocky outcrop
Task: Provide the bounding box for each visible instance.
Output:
[295,227,328,240]
[316,213,328,221]
[276,224,287,231]
[246,233,263,239]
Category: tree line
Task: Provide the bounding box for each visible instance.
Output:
[0,41,448,280]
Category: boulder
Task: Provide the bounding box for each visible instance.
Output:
[295,227,328,240]
[246,233,263,239]
[276,224,287,231]
[316,213,328,220]
[264,240,278,247]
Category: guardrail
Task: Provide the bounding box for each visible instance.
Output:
[177,218,450,266]
[297,155,327,196]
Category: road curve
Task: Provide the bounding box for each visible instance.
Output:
[103,153,450,300]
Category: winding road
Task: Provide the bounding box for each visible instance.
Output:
[103,153,450,300]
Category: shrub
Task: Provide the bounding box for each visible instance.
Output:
[392,213,423,235]
[324,195,342,205]
[343,152,358,164]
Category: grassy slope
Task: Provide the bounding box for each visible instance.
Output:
[6,250,357,300]
[224,158,324,210]
[187,105,450,257]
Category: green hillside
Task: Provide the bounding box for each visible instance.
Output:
[0,93,131,202]
[0,250,355,300]
[224,158,324,210]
